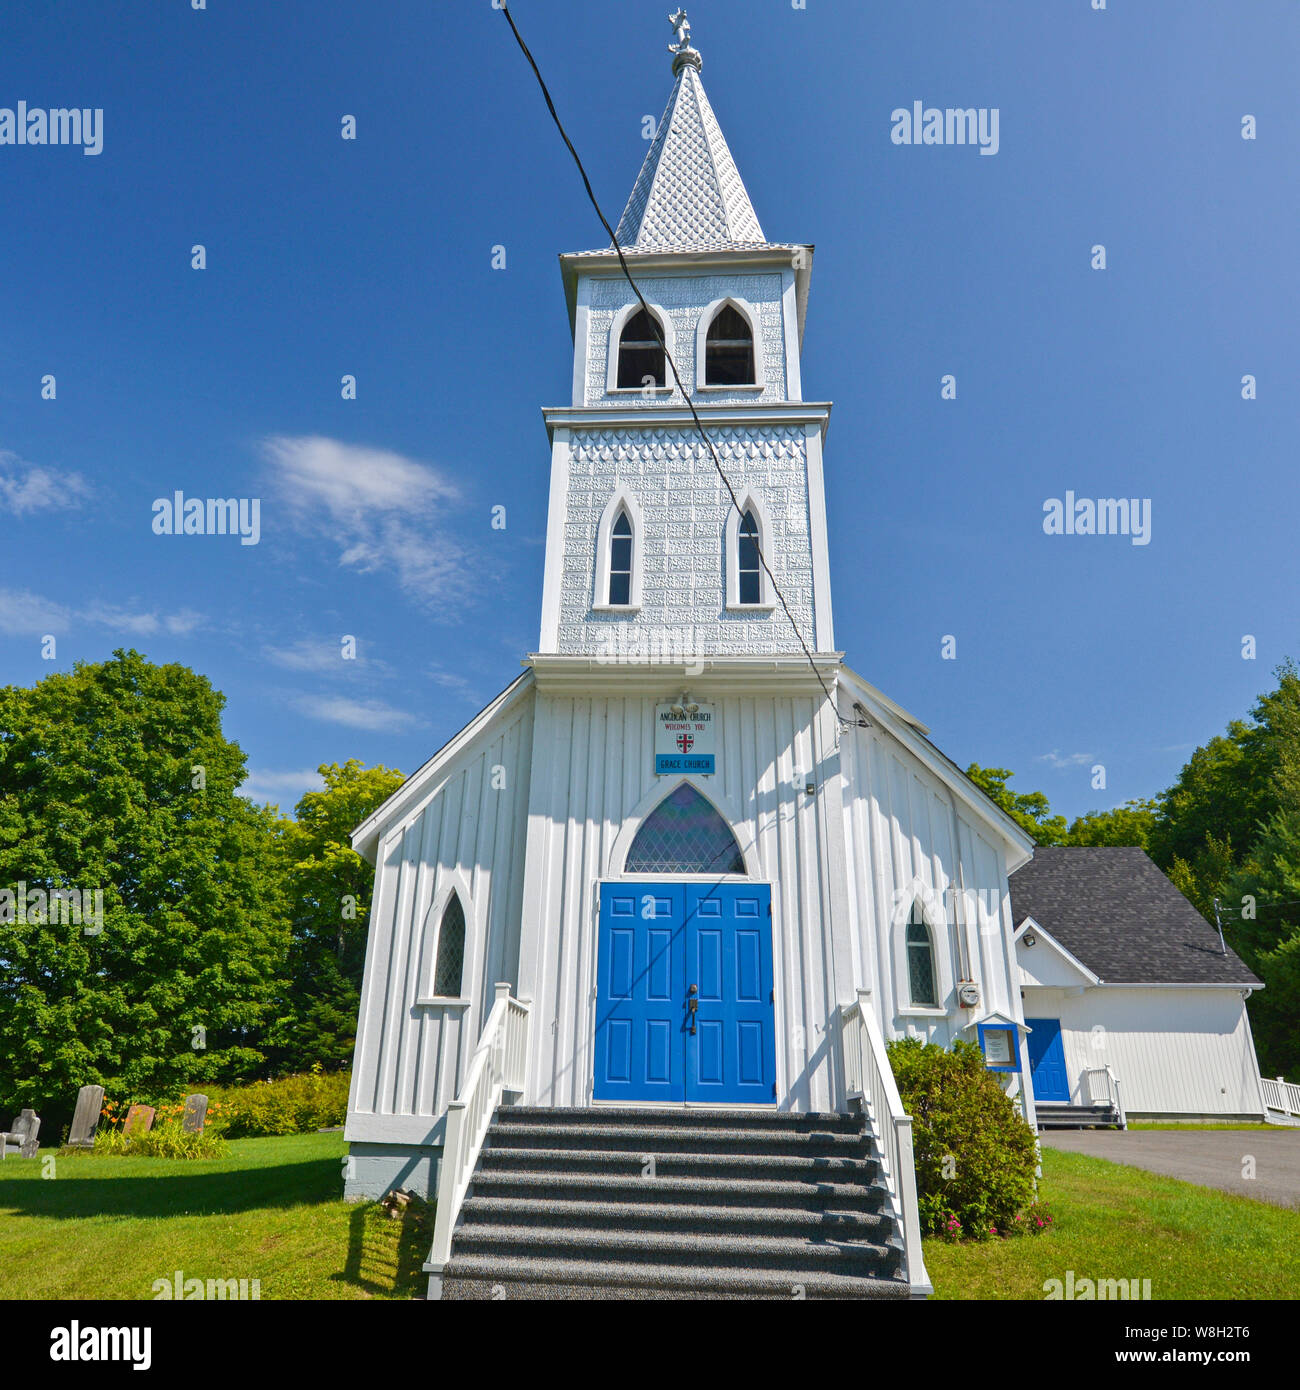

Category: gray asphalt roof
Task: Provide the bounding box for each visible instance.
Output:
[1008,846,1262,987]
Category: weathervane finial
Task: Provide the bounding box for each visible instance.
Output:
[668,8,702,74]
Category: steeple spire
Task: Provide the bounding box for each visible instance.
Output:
[614,11,766,251]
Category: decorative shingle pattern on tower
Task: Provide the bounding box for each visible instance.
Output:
[615,67,766,250]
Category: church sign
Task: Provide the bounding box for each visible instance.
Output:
[654,702,715,776]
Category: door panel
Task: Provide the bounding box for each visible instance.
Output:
[684,883,775,1104]
[1025,1017,1070,1102]
[593,885,685,1102]
[594,881,776,1104]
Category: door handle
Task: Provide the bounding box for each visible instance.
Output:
[687,983,698,1035]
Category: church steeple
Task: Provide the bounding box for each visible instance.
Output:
[539,14,833,661]
[614,11,766,251]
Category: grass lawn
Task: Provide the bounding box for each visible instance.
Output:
[926,1146,1300,1299]
[5,1134,1297,1301]
[0,1132,427,1301]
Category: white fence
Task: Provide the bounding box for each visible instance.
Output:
[1081,1064,1127,1128]
[1262,1075,1300,1119]
[840,991,931,1298]
[425,983,531,1298]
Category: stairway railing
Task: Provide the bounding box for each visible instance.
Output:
[425,983,531,1298]
[1262,1075,1300,1119]
[840,990,932,1297]
[1081,1064,1126,1128]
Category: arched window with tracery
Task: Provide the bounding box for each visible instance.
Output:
[431,892,467,998]
[625,784,745,875]
[905,905,937,1008]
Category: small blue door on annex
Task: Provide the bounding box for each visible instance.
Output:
[594,882,775,1104]
[1025,1017,1070,1102]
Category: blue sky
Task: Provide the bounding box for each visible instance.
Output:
[1,0,1296,819]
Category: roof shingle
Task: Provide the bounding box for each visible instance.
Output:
[1009,846,1262,987]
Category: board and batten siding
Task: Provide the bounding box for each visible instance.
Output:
[515,688,857,1112]
[344,689,535,1145]
[1024,985,1266,1116]
[840,721,1022,1048]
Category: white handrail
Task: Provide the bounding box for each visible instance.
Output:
[1081,1065,1126,1128]
[840,991,931,1298]
[425,983,531,1297]
[1262,1075,1300,1118]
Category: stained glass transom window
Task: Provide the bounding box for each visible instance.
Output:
[625,784,745,875]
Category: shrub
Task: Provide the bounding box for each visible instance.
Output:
[204,1069,350,1138]
[89,1119,226,1160]
[886,1037,1042,1240]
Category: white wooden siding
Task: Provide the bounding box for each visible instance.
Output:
[516,690,855,1112]
[345,691,534,1143]
[1025,986,1266,1116]
[840,722,1022,1049]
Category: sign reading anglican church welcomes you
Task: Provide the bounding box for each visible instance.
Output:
[654,702,716,776]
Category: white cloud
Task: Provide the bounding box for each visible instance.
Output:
[238,767,327,807]
[0,449,90,516]
[1036,750,1094,770]
[263,435,474,609]
[0,588,202,638]
[263,636,390,676]
[292,692,420,733]
[427,664,482,704]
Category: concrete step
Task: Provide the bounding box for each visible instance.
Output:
[499,1106,862,1134]
[441,1253,909,1301]
[458,1193,895,1242]
[450,1223,902,1279]
[475,1144,879,1185]
[486,1119,867,1157]
[467,1169,888,1212]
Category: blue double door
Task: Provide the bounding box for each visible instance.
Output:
[594,882,776,1104]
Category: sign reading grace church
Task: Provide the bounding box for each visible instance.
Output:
[654,700,716,776]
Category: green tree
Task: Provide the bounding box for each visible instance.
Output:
[1064,799,1158,848]
[0,651,290,1113]
[264,760,405,1073]
[965,765,1068,846]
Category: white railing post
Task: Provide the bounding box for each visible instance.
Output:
[424,984,532,1299]
[838,997,932,1299]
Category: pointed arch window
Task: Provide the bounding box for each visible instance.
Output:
[906,906,937,1008]
[594,490,643,612]
[737,510,761,605]
[617,307,666,389]
[432,892,466,998]
[625,783,746,875]
[704,303,756,386]
[725,494,774,611]
[608,511,633,606]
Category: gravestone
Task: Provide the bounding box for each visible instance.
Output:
[181,1094,208,1134]
[1,1109,41,1159]
[123,1104,155,1137]
[67,1085,105,1148]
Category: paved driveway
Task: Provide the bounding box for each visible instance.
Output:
[1039,1129,1300,1209]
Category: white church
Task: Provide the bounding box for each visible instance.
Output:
[341,14,1273,1300]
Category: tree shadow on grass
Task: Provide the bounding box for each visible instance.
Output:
[0,1157,344,1219]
